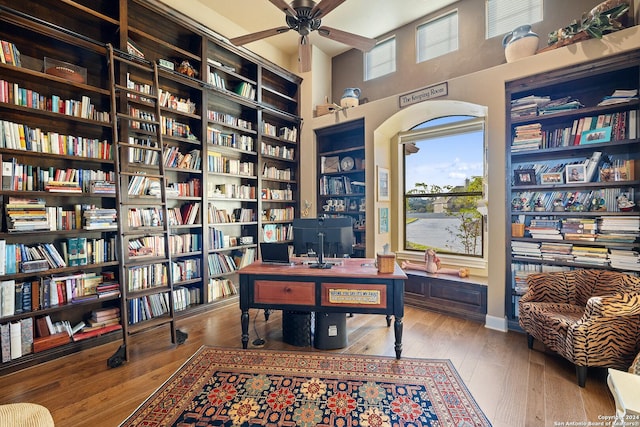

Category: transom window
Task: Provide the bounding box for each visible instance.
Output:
[486,0,543,39]
[402,116,485,257]
[416,10,458,63]
[364,37,396,81]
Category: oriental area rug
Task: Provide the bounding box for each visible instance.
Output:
[120,346,492,427]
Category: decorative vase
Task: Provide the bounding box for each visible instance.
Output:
[502,25,539,63]
[340,87,361,108]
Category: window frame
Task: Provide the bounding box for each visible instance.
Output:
[416,9,459,64]
[401,116,486,258]
[364,36,396,81]
[485,0,543,39]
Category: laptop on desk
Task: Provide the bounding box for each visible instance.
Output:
[260,242,293,265]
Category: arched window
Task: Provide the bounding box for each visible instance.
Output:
[401,116,485,257]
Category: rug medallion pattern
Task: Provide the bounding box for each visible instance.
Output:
[121,347,491,427]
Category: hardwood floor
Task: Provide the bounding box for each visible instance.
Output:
[0,301,615,427]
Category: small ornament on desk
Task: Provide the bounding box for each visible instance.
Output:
[534,197,545,211]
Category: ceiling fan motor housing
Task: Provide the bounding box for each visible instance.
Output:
[287,0,322,35]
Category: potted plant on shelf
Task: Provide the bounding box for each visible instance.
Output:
[539,0,630,52]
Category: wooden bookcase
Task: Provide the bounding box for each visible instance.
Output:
[505,51,640,330]
[315,119,366,257]
[0,0,301,373]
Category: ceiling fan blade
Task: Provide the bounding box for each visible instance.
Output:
[317,26,376,51]
[229,26,291,46]
[298,35,311,73]
[268,0,297,17]
[311,0,346,19]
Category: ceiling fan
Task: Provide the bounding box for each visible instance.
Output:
[229,0,377,72]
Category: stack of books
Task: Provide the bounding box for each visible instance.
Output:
[83,208,117,230]
[608,249,640,271]
[571,246,609,266]
[5,197,49,232]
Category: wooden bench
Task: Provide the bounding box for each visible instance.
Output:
[404,271,487,323]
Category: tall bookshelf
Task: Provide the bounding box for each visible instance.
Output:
[316,119,366,257]
[0,5,122,373]
[0,0,301,373]
[505,51,640,330]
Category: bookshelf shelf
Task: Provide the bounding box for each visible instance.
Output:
[505,51,640,330]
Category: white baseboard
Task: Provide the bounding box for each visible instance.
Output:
[484,315,508,332]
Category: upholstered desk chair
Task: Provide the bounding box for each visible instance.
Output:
[518,269,640,387]
[0,403,54,427]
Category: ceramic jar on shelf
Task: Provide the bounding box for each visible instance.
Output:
[502,25,539,63]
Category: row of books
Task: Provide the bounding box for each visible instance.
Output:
[161,116,196,139]
[1,158,115,192]
[163,146,201,170]
[0,120,112,159]
[207,253,237,276]
[168,202,201,226]
[167,178,201,197]
[262,164,292,180]
[260,187,292,201]
[158,89,196,115]
[207,206,256,224]
[319,175,365,196]
[511,110,636,151]
[512,241,640,271]
[261,122,297,142]
[169,233,201,254]
[207,127,255,152]
[234,82,256,101]
[261,142,295,160]
[128,136,160,166]
[208,183,257,199]
[0,39,21,67]
[262,223,293,243]
[127,207,164,228]
[129,106,157,133]
[0,241,66,274]
[127,286,195,324]
[207,151,255,176]
[126,174,160,197]
[510,262,570,294]
[126,263,168,292]
[261,207,295,222]
[207,110,253,131]
[0,80,110,122]
[171,258,201,282]
[207,278,238,302]
[520,215,639,239]
[127,235,165,258]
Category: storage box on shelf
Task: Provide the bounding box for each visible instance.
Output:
[315,119,366,257]
[505,51,640,330]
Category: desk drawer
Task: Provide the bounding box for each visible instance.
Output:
[254,280,315,305]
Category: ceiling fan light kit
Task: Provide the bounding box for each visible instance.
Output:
[229,0,376,72]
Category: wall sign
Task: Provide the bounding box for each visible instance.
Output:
[399,82,448,108]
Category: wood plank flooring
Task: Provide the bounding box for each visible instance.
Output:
[0,302,615,426]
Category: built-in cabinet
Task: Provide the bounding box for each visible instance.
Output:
[315,119,366,257]
[0,0,300,374]
[505,51,640,330]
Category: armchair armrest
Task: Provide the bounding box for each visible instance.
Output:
[520,271,577,304]
[583,293,640,319]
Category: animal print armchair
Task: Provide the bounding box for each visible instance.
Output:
[518,269,640,387]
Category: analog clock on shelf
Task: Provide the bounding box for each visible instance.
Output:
[340,156,355,171]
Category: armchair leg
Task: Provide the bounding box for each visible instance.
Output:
[526,333,534,349]
[576,365,587,387]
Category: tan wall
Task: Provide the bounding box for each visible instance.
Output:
[331,0,624,104]
[304,27,640,330]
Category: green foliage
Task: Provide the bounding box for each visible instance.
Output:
[548,3,629,44]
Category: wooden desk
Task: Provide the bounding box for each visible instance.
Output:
[238,258,407,358]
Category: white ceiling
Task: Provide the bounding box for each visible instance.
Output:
[202,0,459,57]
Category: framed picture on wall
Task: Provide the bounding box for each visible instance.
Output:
[377,166,390,201]
[379,207,389,233]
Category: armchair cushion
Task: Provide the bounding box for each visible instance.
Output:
[519,269,640,385]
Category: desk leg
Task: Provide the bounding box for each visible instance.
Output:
[394,316,403,359]
[241,310,249,349]
[386,315,391,327]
